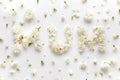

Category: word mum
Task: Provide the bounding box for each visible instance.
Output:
[12,25,105,55]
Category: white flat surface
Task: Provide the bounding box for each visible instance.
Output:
[0,0,120,80]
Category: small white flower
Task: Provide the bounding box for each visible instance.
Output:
[81,0,87,3]
[22,36,29,48]
[13,43,21,56]
[65,57,70,65]
[84,12,93,23]
[103,16,108,22]
[80,62,86,70]
[61,14,65,22]
[9,69,15,75]
[0,61,6,68]
[13,26,21,35]
[98,46,105,53]
[68,70,74,76]
[34,40,43,51]
[101,63,110,73]
[109,59,116,66]
[31,70,37,76]
[11,61,18,69]
[24,9,34,21]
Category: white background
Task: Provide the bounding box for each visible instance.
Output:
[0,0,120,80]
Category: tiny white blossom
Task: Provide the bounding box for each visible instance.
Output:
[24,9,34,21]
